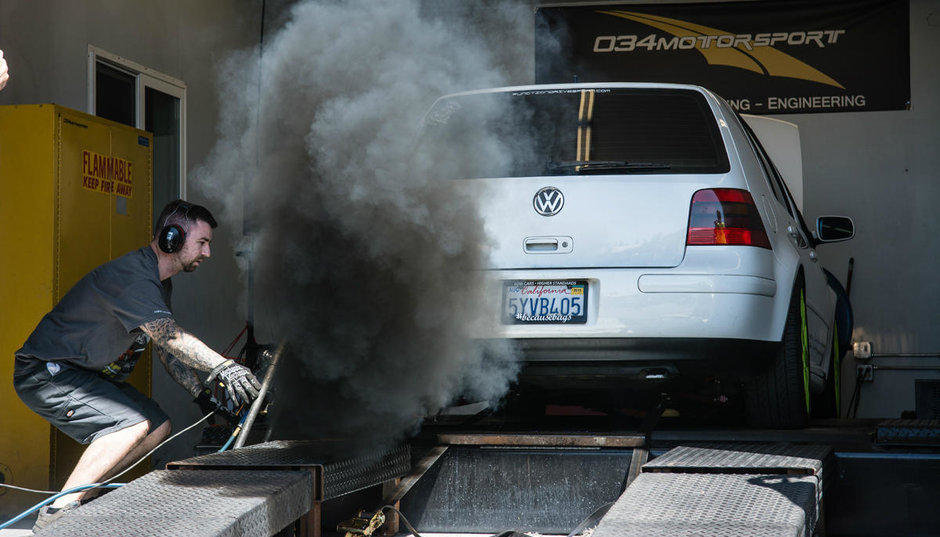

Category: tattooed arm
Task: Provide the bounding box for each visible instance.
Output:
[153,345,203,397]
[142,317,261,405]
[140,317,228,373]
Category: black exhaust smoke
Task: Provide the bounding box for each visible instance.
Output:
[196,0,540,448]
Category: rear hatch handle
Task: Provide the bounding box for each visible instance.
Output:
[524,236,573,254]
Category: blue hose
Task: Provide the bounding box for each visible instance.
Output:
[217,413,248,453]
[0,483,125,530]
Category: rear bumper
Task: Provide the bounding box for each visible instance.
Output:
[480,247,785,342]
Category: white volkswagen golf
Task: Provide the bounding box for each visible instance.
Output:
[423,83,855,428]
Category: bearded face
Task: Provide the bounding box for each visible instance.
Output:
[177,220,212,272]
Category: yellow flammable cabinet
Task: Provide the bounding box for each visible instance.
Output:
[0,104,153,516]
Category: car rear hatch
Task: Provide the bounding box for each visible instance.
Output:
[421,87,731,269]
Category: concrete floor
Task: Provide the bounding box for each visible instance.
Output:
[0,519,32,536]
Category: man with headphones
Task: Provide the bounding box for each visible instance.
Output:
[13,199,261,531]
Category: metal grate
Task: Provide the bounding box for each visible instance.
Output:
[876,419,940,446]
[323,444,411,500]
[34,469,312,537]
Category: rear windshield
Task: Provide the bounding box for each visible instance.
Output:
[420,88,730,179]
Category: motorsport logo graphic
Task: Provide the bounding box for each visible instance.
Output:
[535,1,908,114]
[593,10,845,89]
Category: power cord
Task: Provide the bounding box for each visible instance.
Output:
[380,505,422,537]
[845,372,864,418]
[102,410,217,486]
[0,483,59,495]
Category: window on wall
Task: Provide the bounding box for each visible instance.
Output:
[88,46,187,229]
[95,62,136,127]
[146,87,182,222]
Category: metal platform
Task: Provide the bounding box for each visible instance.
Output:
[37,441,411,537]
[29,426,940,536]
[34,469,312,537]
[167,440,411,501]
[643,443,832,475]
[592,443,830,537]
[593,472,818,537]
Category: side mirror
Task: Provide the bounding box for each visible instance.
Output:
[816,216,855,243]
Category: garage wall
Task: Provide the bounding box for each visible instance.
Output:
[0,0,265,465]
[790,0,940,418]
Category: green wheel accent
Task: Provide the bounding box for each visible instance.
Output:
[833,324,841,418]
[800,290,810,414]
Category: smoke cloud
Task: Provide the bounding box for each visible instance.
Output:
[195,0,536,447]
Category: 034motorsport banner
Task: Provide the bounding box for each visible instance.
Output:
[535,0,910,114]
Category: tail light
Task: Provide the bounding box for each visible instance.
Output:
[687,188,771,249]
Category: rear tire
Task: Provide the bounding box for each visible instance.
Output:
[745,279,810,428]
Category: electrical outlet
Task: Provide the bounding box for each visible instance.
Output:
[857,364,874,382]
[853,341,873,360]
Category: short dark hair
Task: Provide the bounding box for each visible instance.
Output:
[154,199,218,238]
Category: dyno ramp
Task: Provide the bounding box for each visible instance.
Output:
[593,443,831,537]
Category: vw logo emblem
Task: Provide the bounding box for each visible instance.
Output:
[533,186,564,216]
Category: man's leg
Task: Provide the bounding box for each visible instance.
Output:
[75,419,173,504]
[104,419,171,480]
[51,420,150,508]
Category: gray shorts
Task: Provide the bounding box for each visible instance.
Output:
[13,355,169,445]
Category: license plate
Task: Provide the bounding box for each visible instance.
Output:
[502,280,588,324]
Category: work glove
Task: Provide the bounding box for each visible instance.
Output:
[205,361,262,407]
[193,387,240,424]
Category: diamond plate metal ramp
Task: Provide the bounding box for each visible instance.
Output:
[34,469,312,537]
[644,443,831,475]
[592,443,830,537]
[593,473,818,537]
[31,442,410,537]
[167,440,411,501]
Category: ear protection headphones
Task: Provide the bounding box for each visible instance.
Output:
[157,201,194,254]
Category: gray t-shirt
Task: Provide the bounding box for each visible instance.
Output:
[16,246,173,372]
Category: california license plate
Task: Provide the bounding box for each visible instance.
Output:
[502,280,588,324]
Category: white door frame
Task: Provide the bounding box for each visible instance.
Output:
[86,45,188,199]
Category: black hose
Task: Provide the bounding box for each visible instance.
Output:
[850,372,865,419]
[845,257,855,298]
[845,374,860,419]
[381,505,422,537]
